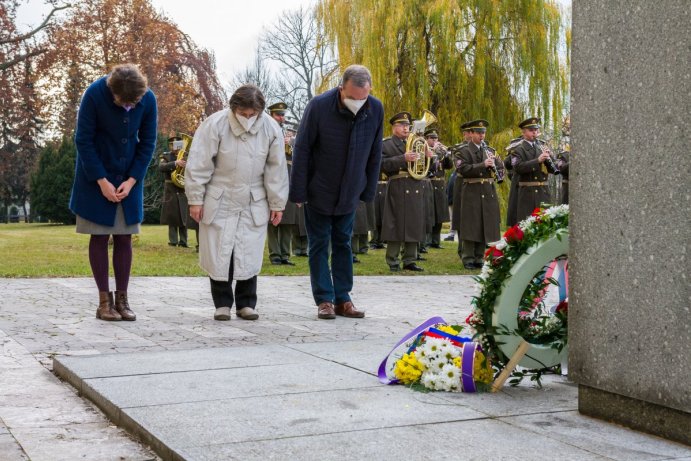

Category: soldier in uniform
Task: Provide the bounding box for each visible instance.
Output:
[381,112,431,272]
[457,120,504,269]
[424,128,453,248]
[557,149,570,204]
[285,123,309,257]
[159,136,189,247]
[450,123,473,260]
[266,102,296,265]
[504,135,523,227]
[508,117,560,222]
[369,154,388,249]
[351,201,369,263]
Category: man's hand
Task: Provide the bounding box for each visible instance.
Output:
[189,205,203,223]
[270,210,283,226]
[175,159,186,168]
[484,158,495,168]
[115,178,136,201]
[404,151,419,162]
[538,152,551,163]
[97,178,120,202]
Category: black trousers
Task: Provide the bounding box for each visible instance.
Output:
[209,253,257,309]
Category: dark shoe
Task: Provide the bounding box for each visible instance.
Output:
[96,291,121,321]
[370,243,385,250]
[463,263,477,270]
[168,242,177,247]
[417,255,427,261]
[237,307,259,320]
[443,235,455,241]
[352,255,361,263]
[430,244,443,249]
[114,290,136,321]
[389,265,400,272]
[270,258,282,265]
[280,259,295,266]
[403,263,424,272]
[214,306,231,321]
[317,302,336,319]
[419,247,428,254]
[473,262,484,269]
[335,301,365,318]
[178,243,189,248]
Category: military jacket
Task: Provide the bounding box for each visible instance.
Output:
[380,136,426,242]
[158,152,189,227]
[450,142,467,231]
[457,142,503,243]
[509,139,557,222]
[557,151,570,205]
[504,137,523,227]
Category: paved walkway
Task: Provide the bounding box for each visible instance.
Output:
[0,277,688,460]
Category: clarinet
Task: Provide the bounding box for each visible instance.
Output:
[537,139,560,175]
[481,142,504,183]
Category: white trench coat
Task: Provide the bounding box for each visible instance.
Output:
[185,110,288,281]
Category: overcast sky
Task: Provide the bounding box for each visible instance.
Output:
[17,0,570,86]
[17,0,315,83]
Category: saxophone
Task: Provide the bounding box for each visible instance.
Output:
[170,133,193,189]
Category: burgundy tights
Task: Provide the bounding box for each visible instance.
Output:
[88,235,132,292]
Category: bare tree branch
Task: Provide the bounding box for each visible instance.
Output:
[0,4,71,45]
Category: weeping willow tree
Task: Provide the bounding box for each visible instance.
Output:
[317,0,569,146]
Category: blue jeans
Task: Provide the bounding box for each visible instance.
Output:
[304,205,355,306]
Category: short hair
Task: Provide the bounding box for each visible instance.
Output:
[340,65,372,88]
[106,64,148,104]
[229,84,266,112]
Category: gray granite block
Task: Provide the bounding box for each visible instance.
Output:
[0,434,29,461]
[286,338,400,375]
[175,418,612,461]
[501,410,691,461]
[82,359,378,409]
[120,386,485,451]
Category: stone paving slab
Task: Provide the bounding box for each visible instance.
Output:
[2,276,689,460]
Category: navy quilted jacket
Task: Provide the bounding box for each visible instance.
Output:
[289,87,383,215]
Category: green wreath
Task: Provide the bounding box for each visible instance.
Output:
[467,205,569,384]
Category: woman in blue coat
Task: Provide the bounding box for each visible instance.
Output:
[69,64,158,321]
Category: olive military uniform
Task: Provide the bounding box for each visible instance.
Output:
[504,136,523,227]
[557,150,570,204]
[457,126,504,267]
[158,149,188,247]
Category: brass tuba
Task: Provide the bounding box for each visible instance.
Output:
[170,133,193,189]
[406,110,438,180]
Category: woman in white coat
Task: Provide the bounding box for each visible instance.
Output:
[185,85,289,321]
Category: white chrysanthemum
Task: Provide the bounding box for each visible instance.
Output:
[494,239,507,250]
[519,215,536,230]
[441,363,460,381]
[421,372,439,390]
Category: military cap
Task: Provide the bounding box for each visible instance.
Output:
[389,111,412,125]
[465,119,489,132]
[268,102,288,115]
[424,128,439,138]
[285,123,298,133]
[518,117,541,129]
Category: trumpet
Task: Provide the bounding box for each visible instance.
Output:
[481,142,504,183]
[537,139,560,175]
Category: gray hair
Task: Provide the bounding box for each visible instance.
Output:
[340,65,372,88]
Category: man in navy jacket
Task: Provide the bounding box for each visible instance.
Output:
[289,65,384,320]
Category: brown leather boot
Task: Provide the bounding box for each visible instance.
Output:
[114,290,136,321]
[96,291,121,321]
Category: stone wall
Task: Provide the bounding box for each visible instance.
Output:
[569,0,690,444]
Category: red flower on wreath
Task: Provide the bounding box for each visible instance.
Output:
[465,312,479,325]
[556,300,568,314]
[503,225,524,243]
[531,207,543,217]
[484,246,504,265]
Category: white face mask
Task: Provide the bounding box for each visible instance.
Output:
[343,98,367,115]
[236,113,258,131]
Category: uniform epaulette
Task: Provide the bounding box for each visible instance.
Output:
[383,136,392,141]
[505,138,523,151]
[449,142,467,152]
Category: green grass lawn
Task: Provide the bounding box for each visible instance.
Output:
[0,223,475,278]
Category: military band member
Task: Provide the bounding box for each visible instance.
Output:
[504,136,523,227]
[284,123,309,257]
[424,128,453,248]
[369,157,388,249]
[159,137,189,247]
[450,122,473,260]
[351,201,369,262]
[557,149,570,204]
[508,117,559,223]
[457,120,504,270]
[381,111,430,272]
[266,102,296,265]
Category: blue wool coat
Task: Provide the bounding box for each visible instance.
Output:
[69,76,158,226]
[289,87,383,216]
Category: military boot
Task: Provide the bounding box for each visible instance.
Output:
[96,291,121,321]
[114,290,137,321]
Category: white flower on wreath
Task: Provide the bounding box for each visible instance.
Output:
[494,238,507,251]
[519,215,537,230]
